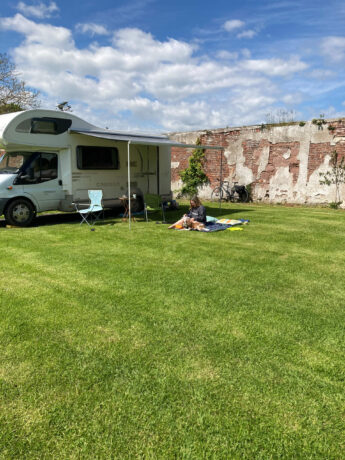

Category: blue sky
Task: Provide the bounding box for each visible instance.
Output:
[1,0,345,132]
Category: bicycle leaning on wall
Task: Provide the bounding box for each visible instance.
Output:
[211,179,249,203]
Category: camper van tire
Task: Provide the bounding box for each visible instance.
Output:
[5,199,36,227]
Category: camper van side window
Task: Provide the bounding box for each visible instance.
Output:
[16,117,72,135]
[77,146,119,170]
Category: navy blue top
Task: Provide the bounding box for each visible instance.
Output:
[187,205,206,223]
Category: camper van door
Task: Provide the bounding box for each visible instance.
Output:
[18,152,65,211]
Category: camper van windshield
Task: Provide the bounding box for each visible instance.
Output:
[0,152,35,174]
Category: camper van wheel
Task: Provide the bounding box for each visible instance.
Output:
[5,199,36,227]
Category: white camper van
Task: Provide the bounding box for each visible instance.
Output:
[0,109,184,226]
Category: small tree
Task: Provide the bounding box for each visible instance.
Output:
[0,53,39,113]
[179,138,209,197]
[312,114,326,130]
[319,150,345,208]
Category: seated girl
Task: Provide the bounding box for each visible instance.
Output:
[168,196,206,230]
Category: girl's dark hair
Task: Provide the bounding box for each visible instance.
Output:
[190,195,201,207]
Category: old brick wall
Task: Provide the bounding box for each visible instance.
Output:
[169,119,345,204]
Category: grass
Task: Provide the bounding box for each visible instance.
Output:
[0,202,345,459]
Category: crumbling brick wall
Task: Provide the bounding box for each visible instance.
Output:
[169,119,345,204]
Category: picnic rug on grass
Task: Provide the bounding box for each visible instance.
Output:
[201,220,249,232]
[201,222,231,232]
[173,219,250,232]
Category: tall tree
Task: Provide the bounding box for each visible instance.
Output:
[0,53,40,114]
[179,138,209,197]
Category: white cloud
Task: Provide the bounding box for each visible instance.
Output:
[317,105,345,119]
[241,48,251,58]
[0,13,312,131]
[241,57,308,76]
[282,93,303,105]
[231,88,276,111]
[142,61,269,102]
[237,30,257,39]
[76,23,109,36]
[320,36,345,62]
[216,50,238,60]
[1,14,73,48]
[112,28,195,64]
[16,1,58,19]
[223,19,245,32]
[308,69,335,79]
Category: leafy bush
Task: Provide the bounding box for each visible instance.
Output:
[329,201,342,209]
[319,150,345,206]
[179,138,209,197]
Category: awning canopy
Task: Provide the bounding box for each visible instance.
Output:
[70,129,224,150]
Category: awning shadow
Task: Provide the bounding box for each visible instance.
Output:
[0,210,121,228]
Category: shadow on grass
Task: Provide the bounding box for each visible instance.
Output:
[0,210,122,228]
[177,203,254,219]
[0,203,253,228]
[36,210,125,227]
[208,207,254,217]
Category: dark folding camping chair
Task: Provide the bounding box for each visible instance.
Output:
[144,193,166,223]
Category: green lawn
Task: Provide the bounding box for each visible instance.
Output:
[0,203,344,459]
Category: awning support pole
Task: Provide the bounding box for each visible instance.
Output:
[127,141,131,230]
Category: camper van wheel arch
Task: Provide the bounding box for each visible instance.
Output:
[4,198,36,227]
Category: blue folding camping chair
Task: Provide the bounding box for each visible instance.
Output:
[74,190,104,227]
